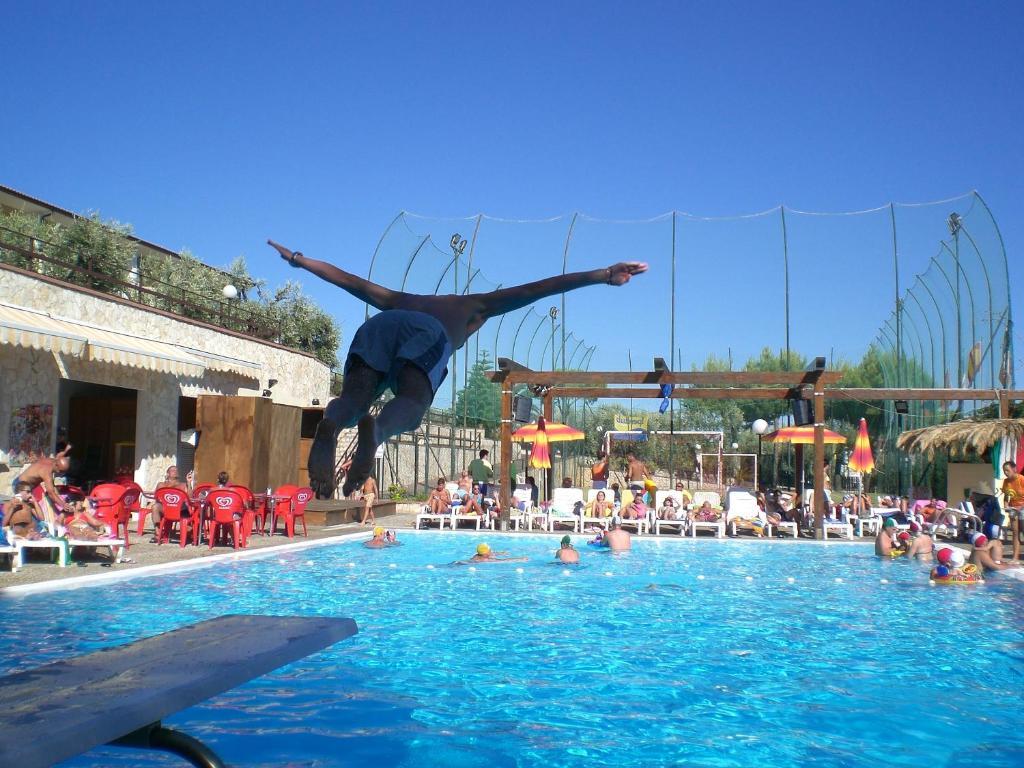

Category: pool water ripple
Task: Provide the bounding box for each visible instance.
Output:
[1,534,1021,767]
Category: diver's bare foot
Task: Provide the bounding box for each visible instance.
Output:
[309,417,338,499]
[342,415,376,497]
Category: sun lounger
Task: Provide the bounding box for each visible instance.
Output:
[823,521,854,539]
[0,614,357,768]
[725,491,772,537]
[416,508,452,530]
[66,536,126,563]
[0,541,16,571]
[12,536,68,567]
[548,488,582,532]
[653,491,688,536]
[511,487,546,531]
[690,490,721,510]
[582,489,613,531]
[691,518,725,538]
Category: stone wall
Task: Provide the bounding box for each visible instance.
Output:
[0,268,330,491]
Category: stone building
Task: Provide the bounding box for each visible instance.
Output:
[0,185,330,492]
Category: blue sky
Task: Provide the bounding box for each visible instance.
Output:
[4,1,1021,403]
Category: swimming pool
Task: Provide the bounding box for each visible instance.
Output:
[2,533,1022,767]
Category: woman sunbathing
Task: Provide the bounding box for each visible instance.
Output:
[586,490,614,519]
[690,501,721,523]
[64,501,107,541]
[657,496,682,520]
[4,484,46,539]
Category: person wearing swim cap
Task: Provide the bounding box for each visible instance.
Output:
[463,542,528,564]
[605,515,631,552]
[969,533,1019,572]
[555,534,580,564]
[875,516,898,556]
[364,526,388,549]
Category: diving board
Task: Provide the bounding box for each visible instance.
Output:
[0,614,358,768]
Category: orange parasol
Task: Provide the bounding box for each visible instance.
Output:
[762,425,847,445]
[512,417,585,469]
[848,418,875,474]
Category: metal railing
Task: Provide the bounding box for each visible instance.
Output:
[0,225,279,342]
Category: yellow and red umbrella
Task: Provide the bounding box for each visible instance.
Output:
[848,418,875,474]
[512,417,585,469]
[762,425,847,445]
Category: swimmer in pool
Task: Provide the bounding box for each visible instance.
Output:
[555,535,579,564]
[604,516,631,552]
[874,517,897,556]
[968,534,1020,572]
[364,526,388,549]
[457,542,528,564]
[269,239,647,499]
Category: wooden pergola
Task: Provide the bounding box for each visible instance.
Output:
[486,356,1023,538]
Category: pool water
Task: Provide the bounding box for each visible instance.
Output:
[2,533,1022,767]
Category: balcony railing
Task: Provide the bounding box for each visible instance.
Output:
[0,224,280,343]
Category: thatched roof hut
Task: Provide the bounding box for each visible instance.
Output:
[896,418,1024,458]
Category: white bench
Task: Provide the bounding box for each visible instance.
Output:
[823,522,854,539]
[13,537,68,567]
[775,521,799,538]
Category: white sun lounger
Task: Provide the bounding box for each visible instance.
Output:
[548,488,582,532]
[823,521,854,539]
[725,491,773,537]
[582,489,613,532]
[653,491,688,536]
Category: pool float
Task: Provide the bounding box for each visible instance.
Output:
[930,563,983,585]
[888,549,907,558]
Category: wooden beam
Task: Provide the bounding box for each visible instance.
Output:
[503,371,845,386]
[826,388,1000,401]
[551,387,797,400]
[499,383,513,523]
[486,357,534,383]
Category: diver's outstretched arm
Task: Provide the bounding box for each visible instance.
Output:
[268,240,403,311]
[478,262,647,320]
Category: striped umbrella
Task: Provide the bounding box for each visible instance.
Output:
[762,426,847,445]
[848,418,875,474]
[512,417,585,469]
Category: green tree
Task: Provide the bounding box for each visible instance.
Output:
[455,351,501,432]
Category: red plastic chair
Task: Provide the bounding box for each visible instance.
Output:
[154,487,197,547]
[271,485,312,538]
[120,482,143,535]
[228,485,256,545]
[89,483,131,548]
[205,488,245,550]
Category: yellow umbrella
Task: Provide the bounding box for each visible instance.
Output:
[512,417,585,469]
[848,418,875,474]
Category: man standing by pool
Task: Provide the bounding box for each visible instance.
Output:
[269,239,647,498]
[467,449,493,498]
[1000,461,1023,563]
[14,443,72,526]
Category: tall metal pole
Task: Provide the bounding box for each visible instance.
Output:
[974,191,1015,387]
[780,206,791,369]
[560,213,577,373]
[890,204,902,389]
[948,213,963,388]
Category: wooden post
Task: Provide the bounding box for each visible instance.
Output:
[543,393,554,501]
[499,383,513,528]
[813,384,826,540]
[998,390,1009,419]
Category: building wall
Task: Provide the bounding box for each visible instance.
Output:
[0,269,331,491]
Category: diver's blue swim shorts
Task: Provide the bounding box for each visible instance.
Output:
[345,310,453,395]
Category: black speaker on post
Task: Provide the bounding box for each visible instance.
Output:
[512,395,533,423]
[791,398,813,426]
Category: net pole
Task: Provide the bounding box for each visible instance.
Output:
[974,191,1014,387]
[670,211,677,488]
[889,204,903,389]
[780,206,791,369]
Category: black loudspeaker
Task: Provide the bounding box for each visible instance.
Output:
[791,398,813,426]
[512,395,533,423]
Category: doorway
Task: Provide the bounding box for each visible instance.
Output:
[59,381,138,487]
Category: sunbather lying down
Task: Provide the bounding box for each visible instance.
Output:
[268,239,647,498]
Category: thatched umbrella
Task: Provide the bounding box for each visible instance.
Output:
[896,419,1024,458]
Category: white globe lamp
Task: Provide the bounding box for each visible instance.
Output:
[222,284,239,300]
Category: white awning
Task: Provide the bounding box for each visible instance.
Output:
[0,303,206,377]
[177,345,262,378]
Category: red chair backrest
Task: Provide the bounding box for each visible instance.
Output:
[90,483,126,524]
[293,487,314,514]
[206,489,245,523]
[31,485,44,502]
[193,483,214,498]
[154,488,190,521]
[121,483,143,511]
[57,485,86,501]
[274,485,300,514]
[229,484,254,508]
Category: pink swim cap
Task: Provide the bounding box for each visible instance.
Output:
[972,535,988,548]
[936,547,954,565]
